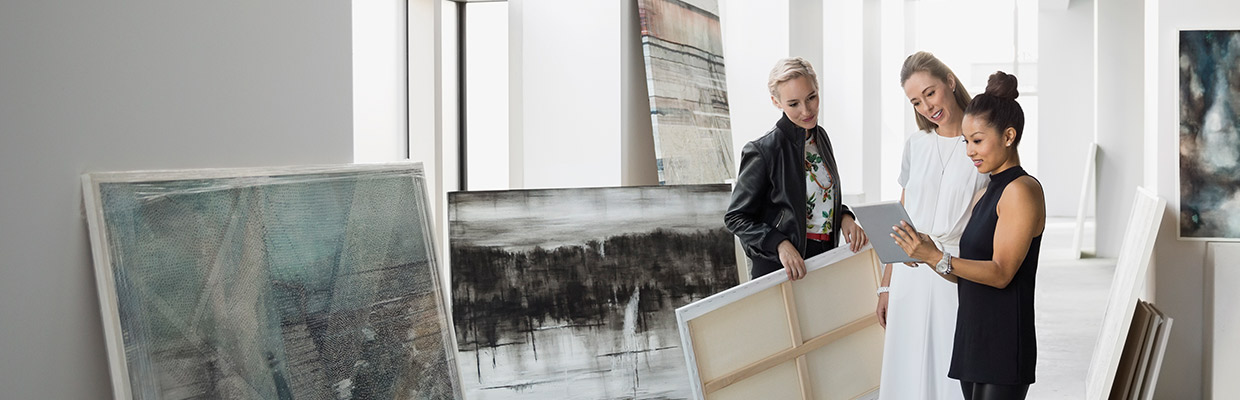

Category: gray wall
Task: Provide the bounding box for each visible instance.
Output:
[0,1,352,398]
[1039,0,1096,218]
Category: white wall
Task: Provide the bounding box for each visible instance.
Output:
[509,0,624,189]
[1039,0,1095,218]
[720,0,790,170]
[1094,0,1145,258]
[0,1,352,398]
[353,0,408,163]
[1148,0,1240,397]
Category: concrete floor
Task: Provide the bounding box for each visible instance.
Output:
[1027,217,1113,399]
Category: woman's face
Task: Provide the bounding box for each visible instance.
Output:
[903,71,958,128]
[963,113,1016,174]
[772,76,819,130]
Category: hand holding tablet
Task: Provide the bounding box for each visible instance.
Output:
[850,201,922,264]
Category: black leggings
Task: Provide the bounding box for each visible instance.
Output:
[960,381,1029,400]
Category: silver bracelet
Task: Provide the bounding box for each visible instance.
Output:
[876,286,890,295]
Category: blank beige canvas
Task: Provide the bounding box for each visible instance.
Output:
[690,285,793,382]
[806,324,884,400]
[709,359,803,400]
[793,251,878,339]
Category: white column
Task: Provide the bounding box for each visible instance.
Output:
[1093,0,1144,258]
[408,0,442,252]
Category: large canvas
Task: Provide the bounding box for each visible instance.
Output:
[1085,188,1165,400]
[637,0,735,184]
[449,184,739,399]
[676,246,884,400]
[82,163,462,400]
[1179,30,1240,240]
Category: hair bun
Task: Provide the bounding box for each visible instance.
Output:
[984,71,1019,100]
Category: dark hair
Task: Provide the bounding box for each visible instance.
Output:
[965,71,1025,146]
[900,51,971,132]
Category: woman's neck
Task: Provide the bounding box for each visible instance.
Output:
[935,113,964,137]
[993,153,1022,175]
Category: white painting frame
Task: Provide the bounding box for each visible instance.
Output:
[82,162,463,400]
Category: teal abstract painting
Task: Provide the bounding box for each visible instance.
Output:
[82,164,461,400]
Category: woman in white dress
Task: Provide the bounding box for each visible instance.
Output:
[877,51,989,400]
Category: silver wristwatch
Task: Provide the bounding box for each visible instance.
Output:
[935,252,954,275]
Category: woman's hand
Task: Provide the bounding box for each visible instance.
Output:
[841,214,868,252]
[777,240,807,280]
[890,220,942,265]
[876,291,889,328]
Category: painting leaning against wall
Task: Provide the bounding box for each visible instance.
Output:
[449,184,739,399]
[638,0,735,185]
[82,163,462,400]
[1179,30,1240,240]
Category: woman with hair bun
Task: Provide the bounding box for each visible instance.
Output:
[877,51,989,400]
[891,71,1045,400]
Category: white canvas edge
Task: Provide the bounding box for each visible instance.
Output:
[674,244,874,399]
[676,244,873,321]
[1071,141,1097,257]
[1140,314,1173,400]
[1127,301,1161,399]
[1175,28,1240,242]
[81,162,466,399]
[84,161,423,183]
[1085,187,1166,400]
[409,167,467,400]
[82,174,134,400]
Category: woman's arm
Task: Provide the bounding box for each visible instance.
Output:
[725,141,786,260]
[891,176,1044,289]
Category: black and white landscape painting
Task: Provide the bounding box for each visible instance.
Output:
[449,184,738,399]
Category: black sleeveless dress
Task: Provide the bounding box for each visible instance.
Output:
[948,166,1041,385]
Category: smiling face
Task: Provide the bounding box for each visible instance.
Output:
[963,113,1019,174]
[903,71,961,131]
[772,75,819,131]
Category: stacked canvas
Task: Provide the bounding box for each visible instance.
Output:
[1086,188,1166,400]
[1109,300,1173,400]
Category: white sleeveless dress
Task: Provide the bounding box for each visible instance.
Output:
[878,130,988,400]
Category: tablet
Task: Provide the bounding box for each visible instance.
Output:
[850,201,920,264]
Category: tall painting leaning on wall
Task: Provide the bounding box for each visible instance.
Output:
[638,0,735,185]
[1180,30,1240,240]
[82,164,462,400]
[449,184,739,399]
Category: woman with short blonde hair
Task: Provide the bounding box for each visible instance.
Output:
[726,57,869,281]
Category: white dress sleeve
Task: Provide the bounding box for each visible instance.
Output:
[898,134,913,188]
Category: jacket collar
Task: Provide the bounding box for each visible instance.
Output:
[776,113,814,142]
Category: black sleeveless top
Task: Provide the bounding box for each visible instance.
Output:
[949,166,1041,385]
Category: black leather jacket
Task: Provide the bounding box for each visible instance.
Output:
[725,114,853,278]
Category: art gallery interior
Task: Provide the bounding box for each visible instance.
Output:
[1,0,1237,398]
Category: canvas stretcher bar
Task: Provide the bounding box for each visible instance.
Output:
[677,245,883,400]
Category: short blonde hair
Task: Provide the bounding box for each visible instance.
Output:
[768,57,818,99]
